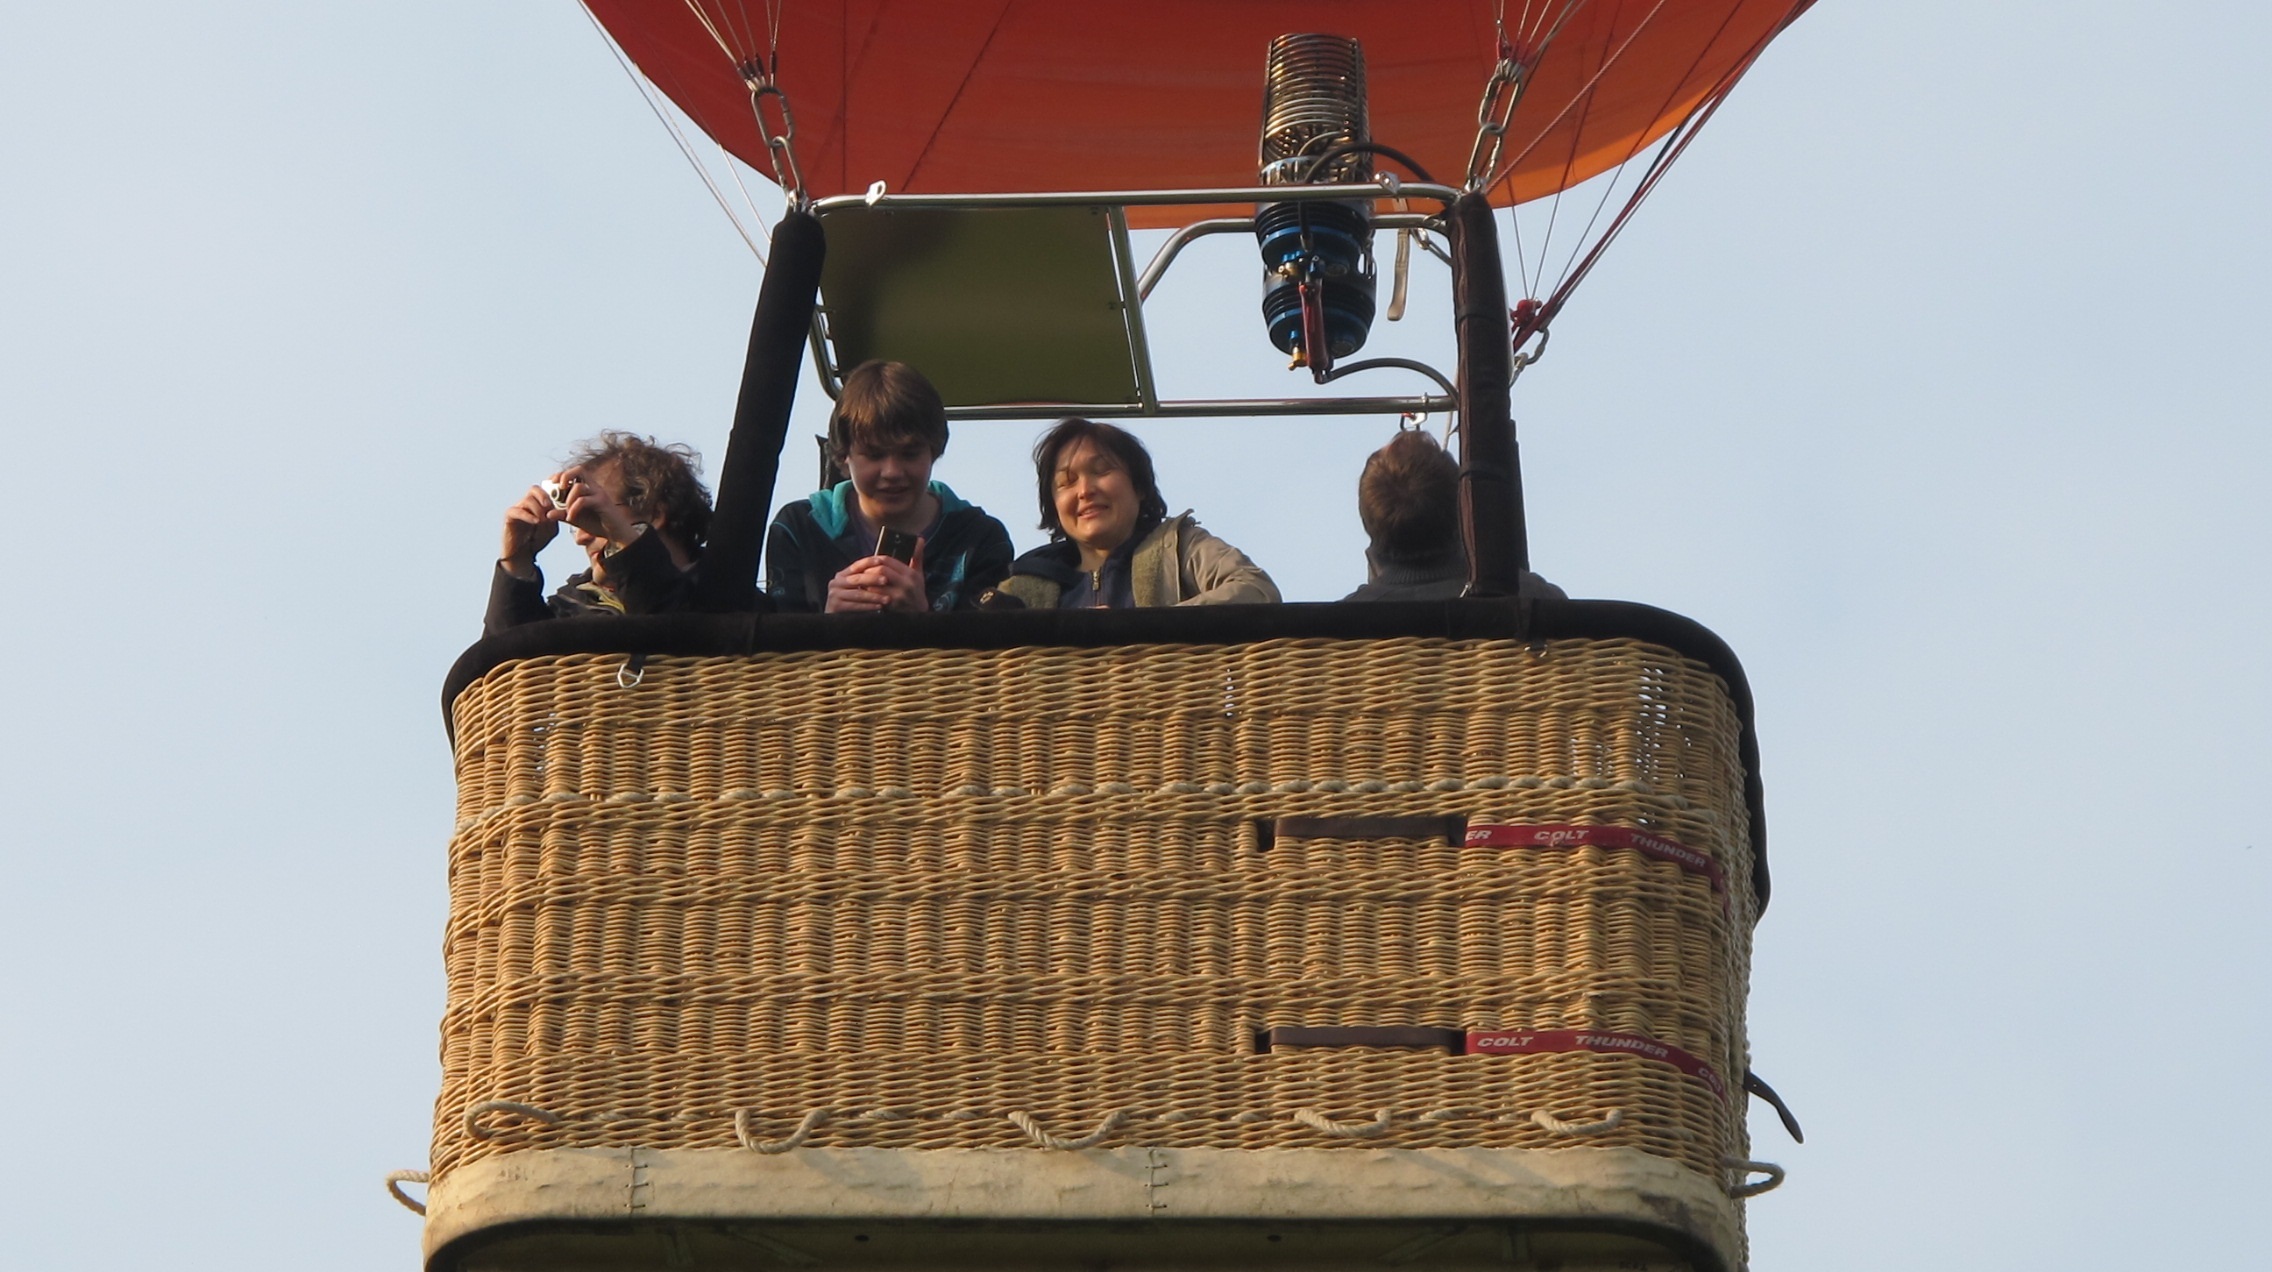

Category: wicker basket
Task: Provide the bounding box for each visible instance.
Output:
[429,632,1760,1269]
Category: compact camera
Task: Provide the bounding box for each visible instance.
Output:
[540,478,575,510]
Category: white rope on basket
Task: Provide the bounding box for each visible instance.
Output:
[1007,1109,1134,1150]
[1531,1107,1624,1136]
[737,1107,834,1154]
[463,1100,564,1140]
[1292,1108,1394,1139]
[1725,1157,1786,1198]
[384,1169,430,1216]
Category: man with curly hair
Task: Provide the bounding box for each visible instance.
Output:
[485,431,714,636]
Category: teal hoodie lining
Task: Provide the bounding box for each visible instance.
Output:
[806,480,972,540]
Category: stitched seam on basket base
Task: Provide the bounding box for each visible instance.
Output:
[1467,1029,1730,1102]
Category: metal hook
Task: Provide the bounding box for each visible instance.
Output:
[749,82,809,210]
[1510,324,1552,383]
[1464,58,1525,192]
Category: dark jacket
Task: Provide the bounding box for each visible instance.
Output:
[1341,545,1568,603]
[765,480,1013,613]
[484,528,697,638]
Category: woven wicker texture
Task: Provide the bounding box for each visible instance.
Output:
[437,636,1756,1193]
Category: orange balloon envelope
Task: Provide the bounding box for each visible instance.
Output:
[587,1,1814,228]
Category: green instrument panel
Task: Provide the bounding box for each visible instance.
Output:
[816,203,1148,409]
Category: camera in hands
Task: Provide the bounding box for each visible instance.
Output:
[875,526,920,564]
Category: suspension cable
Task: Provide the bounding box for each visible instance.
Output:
[1541,0,1745,294]
[1473,1,1592,298]
[681,0,740,65]
[675,1,810,209]
[581,1,770,260]
[1508,17,1789,356]
[1465,1,1590,194]
[1483,0,1671,196]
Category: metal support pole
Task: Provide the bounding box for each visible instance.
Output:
[696,211,827,612]
[1446,193,1528,596]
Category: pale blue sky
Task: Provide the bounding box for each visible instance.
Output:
[2,3,2266,1268]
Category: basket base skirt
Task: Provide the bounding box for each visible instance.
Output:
[424,1145,1739,1272]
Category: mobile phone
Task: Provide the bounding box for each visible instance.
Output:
[876,526,920,564]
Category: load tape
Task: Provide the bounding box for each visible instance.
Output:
[1263,1024,1731,1104]
[1464,823,1730,911]
[1468,1028,1730,1102]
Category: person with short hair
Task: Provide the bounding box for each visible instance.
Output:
[1343,429,1565,602]
[486,431,712,636]
[988,418,1278,608]
[765,361,1013,613]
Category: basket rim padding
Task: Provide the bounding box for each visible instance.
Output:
[422,1144,1740,1272]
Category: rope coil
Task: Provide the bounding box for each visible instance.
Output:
[1007,1109,1134,1150]
[463,1100,563,1141]
[384,1169,429,1216]
[1531,1107,1624,1137]
[1725,1157,1786,1199]
[737,1107,834,1154]
[1292,1108,1394,1139]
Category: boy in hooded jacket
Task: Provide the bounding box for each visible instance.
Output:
[764,361,1014,613]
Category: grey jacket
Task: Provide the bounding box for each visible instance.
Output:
[1341,545,1567,603]
[995,512,1280,608]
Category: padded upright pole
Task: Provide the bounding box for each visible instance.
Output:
[696,211,827,612]
[1447,193,1528,596]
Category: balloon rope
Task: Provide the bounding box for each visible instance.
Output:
[728,1,765,69]
[1513,16,1789,352]
[1508,0,1589,57]
[1486,0,1671,194]
[1512,0,1592,67]
[1543,0,1746,294]
[1508,209,1532,303]
[582,1,771,260]
[1520,2,1619,305]
[712,0,776,77]
[1481,0,1592,296]
[682,1,740,66]
[1524,68,1590,297]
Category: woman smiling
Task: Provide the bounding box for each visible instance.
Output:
[990,418,1279,609]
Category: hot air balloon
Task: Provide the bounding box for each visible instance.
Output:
[392,4,1813,1269]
